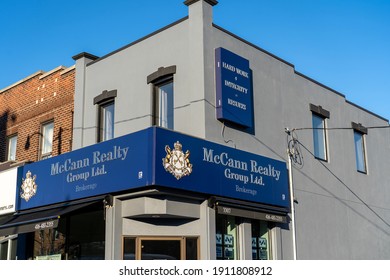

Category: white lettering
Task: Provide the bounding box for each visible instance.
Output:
[250,160,281,181]
[235,68,249,78]
[222,62,235,72]
[203,148,248,171]
[51,158,90,175]
[224,80,248,94]
[225,168,249,184]
[228,98,246,110]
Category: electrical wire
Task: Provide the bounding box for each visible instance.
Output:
[294,125,390,131]
[221,121,236,148]
[292,136,390,230]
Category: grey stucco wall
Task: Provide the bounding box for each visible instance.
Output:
[74,0,390,259]
[205,23,390,259]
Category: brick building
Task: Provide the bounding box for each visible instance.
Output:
[0,66,75,165]
[0,65,75,259]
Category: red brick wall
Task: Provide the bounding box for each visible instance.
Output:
[0,67,74,163]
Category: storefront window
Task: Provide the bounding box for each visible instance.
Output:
[0,240,8,260]
[0,237,18,260]
[34,228,65,260]
[251,220,271,260]
[141,239,180,260]
[216,215,239,260]
[123,238,136,260]
[185,237,198,260]
[31,206,105,260]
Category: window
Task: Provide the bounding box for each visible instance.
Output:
[94,89,117,142]
[354,131,367,173]
[154,80,174,129]
[28,205,105,260]
[216,215,239,260]
[7,134,17,161]
[98,101,115,142]
[310,104,330,161]
[41,121,54,160]
[0,236,17,260]
[147,65,176,130]
[251,220,271,260]
[312,114,327,160]
[352,122,368,173]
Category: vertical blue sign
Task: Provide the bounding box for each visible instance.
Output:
[215,47,254,129]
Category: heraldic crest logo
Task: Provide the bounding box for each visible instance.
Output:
[20,170,38,202]
[163,141,193,180]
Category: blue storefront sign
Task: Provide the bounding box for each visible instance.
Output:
[17,129,154,210]
[16,127,289,211]
[155,128,289,208]
[215,47,254,129]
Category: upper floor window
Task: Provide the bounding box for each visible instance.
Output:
[6,134,17,161]
[310,104,330,161]
[99,101,115,142]
[352,122,368,173]
[154,79,174,129]
[41,121,54,160]
[94,89,117,142]
[147,66,176,130]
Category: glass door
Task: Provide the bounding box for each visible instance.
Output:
[123,236,199,260]
[140,238,181,260]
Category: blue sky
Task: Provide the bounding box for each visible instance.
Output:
[1,0,389,120]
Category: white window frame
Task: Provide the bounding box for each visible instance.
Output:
[40,121,54,160]
[6,134,18,161]
[154,79,174,130]
[312,114,328,161]
[354,130,367,173]
[0,235,17,260]
[98,100,115,142]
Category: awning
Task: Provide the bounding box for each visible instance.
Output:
[0,201,97,236]
[216,205,288,223]
[210,196,289,224]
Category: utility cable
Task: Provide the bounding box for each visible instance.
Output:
[292,136,390,230]
[221,121,236,148]
[294,125,390,131]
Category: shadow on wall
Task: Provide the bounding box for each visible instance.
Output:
[24,126,67,158]
[0,110,9,161]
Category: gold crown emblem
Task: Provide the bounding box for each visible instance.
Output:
[163,141,193,180]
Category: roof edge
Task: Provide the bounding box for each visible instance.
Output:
[212,23,294,68]
[39,65,66,80]
[346,100,389,123]
[86,16,189,67]
[0,71,44,94]
[184,0,218,6]
[72,52,99,61]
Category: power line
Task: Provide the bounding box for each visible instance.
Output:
[287,132,390,230]
[294,125,390,131]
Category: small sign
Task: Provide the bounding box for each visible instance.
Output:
[35,254,62,260]
[224,247,234,259]
[216,234,223,245]
[252,237,257,248]
[216,245,223,258]
[224,234,234,246]
[259,249,268,260]
[252,249,258,260]
[259,237,267,249]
